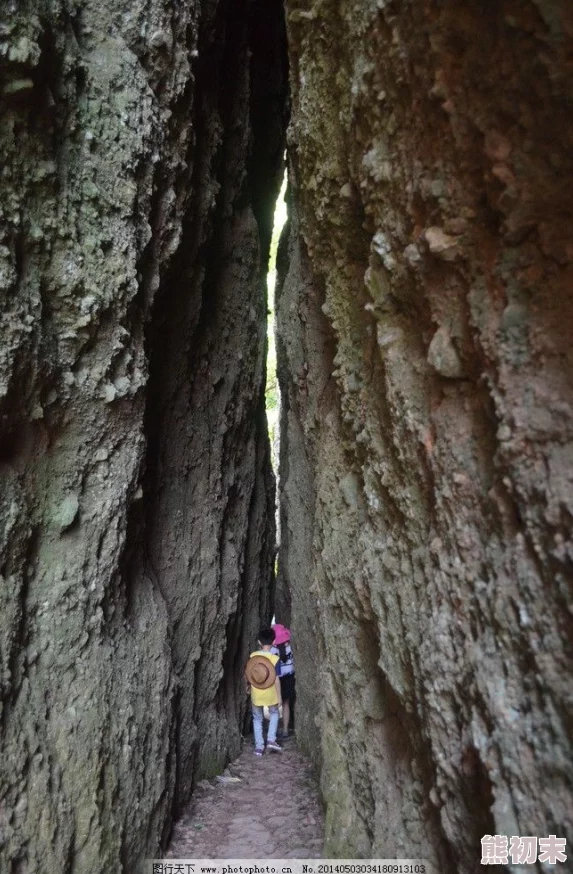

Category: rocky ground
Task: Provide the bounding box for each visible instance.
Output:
[166,740,324,859]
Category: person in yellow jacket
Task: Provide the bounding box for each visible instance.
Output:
[246,627,283,756]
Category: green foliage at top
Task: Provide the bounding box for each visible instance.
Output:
[265,177,287,443]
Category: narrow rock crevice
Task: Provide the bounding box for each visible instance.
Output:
[2,0,573,872]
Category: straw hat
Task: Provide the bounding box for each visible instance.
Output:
[272,623,291,645]
[245,655,276,689]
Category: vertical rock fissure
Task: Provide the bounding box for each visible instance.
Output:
[5,0,572,871]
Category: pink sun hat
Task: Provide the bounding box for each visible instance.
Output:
[272,623,291,645]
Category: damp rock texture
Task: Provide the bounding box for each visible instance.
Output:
[0,0,285,871]
[278,0,573,868]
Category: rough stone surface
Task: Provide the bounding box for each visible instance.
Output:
[0,1,285,871]
[277,0,573,868]
[167,741,324,859]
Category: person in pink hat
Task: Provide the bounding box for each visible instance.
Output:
[271,623,295,739]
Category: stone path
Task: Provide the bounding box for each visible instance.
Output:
[167,740,324,858]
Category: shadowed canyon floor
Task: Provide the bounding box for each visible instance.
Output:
[167,741,324,858]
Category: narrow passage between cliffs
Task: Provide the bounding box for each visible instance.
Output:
[265,172,287,483]
[163,172,325,860]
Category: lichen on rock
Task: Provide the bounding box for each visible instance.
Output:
[0,0,286,871]
[277,0,573,867]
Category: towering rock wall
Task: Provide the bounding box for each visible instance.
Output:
[278,0,573,868]
[0,1,285,871]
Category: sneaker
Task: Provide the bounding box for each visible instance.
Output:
[266,740,283,753]
[254,748,264,757]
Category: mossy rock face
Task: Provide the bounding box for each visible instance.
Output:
[0,0,284,871]
[196,753,227,782]
[278,0,573,870]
